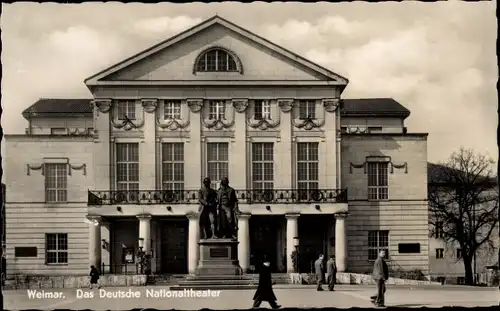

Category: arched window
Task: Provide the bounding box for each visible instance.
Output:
[195,48,239,72]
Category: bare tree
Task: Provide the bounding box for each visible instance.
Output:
[428,148,498,286]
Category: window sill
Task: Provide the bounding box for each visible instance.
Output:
[45,202,69,205]
[367,199,390,202]
[45,263,69,266]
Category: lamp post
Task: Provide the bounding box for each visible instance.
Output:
[137,237,149,275]
[293,237,300,273]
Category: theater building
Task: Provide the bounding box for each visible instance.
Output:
[4,16,429,277]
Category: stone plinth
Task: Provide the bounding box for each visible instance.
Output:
[196,238,242,275]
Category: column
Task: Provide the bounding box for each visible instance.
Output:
[335,213,347,272]
[87,215,102,270]
[137,214,152,253]
[186,99,203,188]
[100,221,110,273]
[187,212,200,274]
[140,99,157,190]
[285,214,299,273]
[237,213,251,273]
[92,99,112,190]
[277,99,294,188]
[230,99,248,189]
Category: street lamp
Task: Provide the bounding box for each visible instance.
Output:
[137,238,148,275]
[293,237,300,273]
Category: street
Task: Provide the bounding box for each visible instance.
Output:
[3,284,498,310]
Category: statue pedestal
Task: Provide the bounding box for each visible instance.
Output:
[195,238,242,276]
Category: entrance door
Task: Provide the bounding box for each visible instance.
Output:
[160,219,188,274]
[298,215,329,273]
[250,217,279,272]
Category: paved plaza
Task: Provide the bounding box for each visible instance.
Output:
[4,284,499,310]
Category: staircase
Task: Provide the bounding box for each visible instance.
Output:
[153,273,291,290]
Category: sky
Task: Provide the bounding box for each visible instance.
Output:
[0,2,497,164]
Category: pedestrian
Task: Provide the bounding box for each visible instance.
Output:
[89,265,101,289]
[252,259,281,309]
[314,254,324,291]
[326,255,337,291]
[370,250,388,307]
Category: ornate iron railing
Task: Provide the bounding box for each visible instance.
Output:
[88,188,348,206]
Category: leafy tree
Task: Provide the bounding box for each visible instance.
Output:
[428,148,498,285]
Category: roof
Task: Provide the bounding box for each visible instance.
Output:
[21,98,412,120]
[22,99,92,119]
[84,15,349,86]
[341,98,410,118]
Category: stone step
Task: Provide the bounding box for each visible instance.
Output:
[170,284,258,290]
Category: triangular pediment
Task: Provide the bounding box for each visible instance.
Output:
[85,16,348,86]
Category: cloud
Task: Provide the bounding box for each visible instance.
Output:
[131,16,202,37]
[261,14,496,162]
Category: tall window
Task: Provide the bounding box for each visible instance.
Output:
[116,143,139,199]
[45,233,68,264]
[297,142,319,200]
[254,100,271,120]
[252,143,274,197]
[45,164,67,203]
[435,222,444,239]
[207,143,229,188]
[368,162,389,200]
[368,230,389,260]
[162,143,184,191]
[196,49,238,72]
[209,100,226,120]
[164,101,181,120]
[299,100,316,119]
[435,248,444,259]
[117,101,136,120]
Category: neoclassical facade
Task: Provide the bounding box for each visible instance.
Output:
[4,16,429,277]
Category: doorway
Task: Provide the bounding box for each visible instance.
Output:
[160,217,188,274]
[250,216,282,272]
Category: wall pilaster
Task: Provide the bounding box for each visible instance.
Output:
[92,99,112,190]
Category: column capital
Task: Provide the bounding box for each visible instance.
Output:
[285,213,300,220]
[86,215,102,222]
[137,214,152,220]
[334,212,349,219]
[186,212,199,220]
[237,212,251,220]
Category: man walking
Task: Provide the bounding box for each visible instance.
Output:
[326,255,337,291]
[370,250,389,307]
[252,259,281,309]
[314,254,324,291]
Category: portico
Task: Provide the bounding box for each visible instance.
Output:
[87,209,348,275]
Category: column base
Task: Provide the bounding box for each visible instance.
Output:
[196,239,242,276]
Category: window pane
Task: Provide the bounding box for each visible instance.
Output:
[218,143,228,161]
[163,163,173,181]
[263,163,273,181]
[219,163,229,180]
[58,234,68,250]
[308,143,318,161]
[297,163,308,181]
[263,143,273,161]
[217,51,227,71]
[197,55,206,71]
[252,163,263,181]
[46,234,57,250]
[368,249,378,261]
[297,143,307,161]
[252,144,263,161]
[46,252,57,264]
[128,163,139,182]
[368,231,377,247]
[308,163,318,180]
[57,252,68,264]
[378,163,388,186]
[228,57,237,71]
[173,163,184,181]
[206,50,217,71]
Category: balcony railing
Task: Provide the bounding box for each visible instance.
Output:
[88,189,348,206]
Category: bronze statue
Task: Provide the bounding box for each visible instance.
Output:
[216,177,239,239]
[198,177,218,239]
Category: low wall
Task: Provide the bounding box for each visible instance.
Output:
[4,275,147,289]
[290,272,441,286]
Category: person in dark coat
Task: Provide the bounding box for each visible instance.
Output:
[314,254,324,291]
[370,250,388,307]
[89,265,101,289]
[326,255,337,291]
[252,260,281,309]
